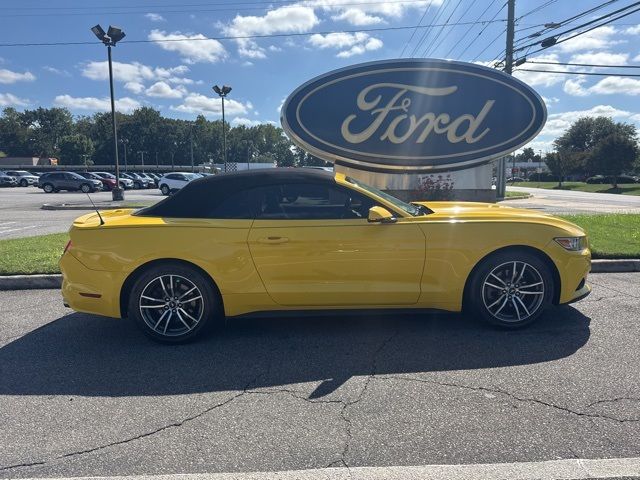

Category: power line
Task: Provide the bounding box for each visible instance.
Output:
[0,20,507,48]
[459,1,506,60]
[516,0,559,20]
[518,4,640,58]
[408,1,449,57]
[515,68,640,76]
[400,0,436,57]
[0,0,442,17]
[471,26,506,62]
[446,0,500,58]
[527,60,640,68]
[430,0,482,57]
[514,0,640,52]
[423,0,467,57]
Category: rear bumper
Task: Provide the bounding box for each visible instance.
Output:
[60,252,126,318]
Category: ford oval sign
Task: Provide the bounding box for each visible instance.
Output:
[281,59,547,172]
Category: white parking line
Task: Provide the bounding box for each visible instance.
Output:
[18,457,640,480]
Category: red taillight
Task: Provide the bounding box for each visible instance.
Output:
[63,240,72,254]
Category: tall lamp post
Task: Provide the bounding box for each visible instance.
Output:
[120,138,128,172]
[137,151,146,173]
[91,24,126,201]
[212,85,232,172]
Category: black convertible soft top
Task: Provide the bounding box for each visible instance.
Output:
[137,168,335,218]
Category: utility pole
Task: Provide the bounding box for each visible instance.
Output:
[496,0,515,200]
[190,123,195,172]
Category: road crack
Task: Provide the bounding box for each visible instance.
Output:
[376,375,640,423]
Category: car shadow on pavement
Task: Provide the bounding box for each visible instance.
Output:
[0,306,590,398]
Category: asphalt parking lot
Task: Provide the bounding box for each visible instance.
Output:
[1,273,639,478]
[0,187,162,239]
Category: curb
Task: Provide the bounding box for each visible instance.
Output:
[0,274,62,290]
[41,203,147,211]
[0,259,638,291]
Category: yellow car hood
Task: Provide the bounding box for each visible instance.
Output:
[413,201,585,235]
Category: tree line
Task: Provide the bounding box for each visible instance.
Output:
[0,106,330,168]
[544,116,639,187]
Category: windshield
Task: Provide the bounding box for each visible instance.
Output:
[345,176,427,217]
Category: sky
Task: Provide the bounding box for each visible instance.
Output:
[0,0,639,153]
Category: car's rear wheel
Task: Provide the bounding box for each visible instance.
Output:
[467,250,554,328]
[42,183,54,193]
[128,263,222,343]
[134,181,141,189]
[160,184,170,195]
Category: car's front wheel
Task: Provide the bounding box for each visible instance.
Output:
[466,250,554,328]
[128,263,222,343]
[20,179,28,187]
[80,183,92,193]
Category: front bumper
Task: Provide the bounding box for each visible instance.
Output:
[60,252,126,318]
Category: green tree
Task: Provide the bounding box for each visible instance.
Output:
[589,134,639,188]
[21,107,74,157]
[58,134,95,166]
[0,107,31,156]
[544,150,582,187]
[554,116,637,175]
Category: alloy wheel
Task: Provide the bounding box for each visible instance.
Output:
[482,261,545,323]
[139,274,205,337]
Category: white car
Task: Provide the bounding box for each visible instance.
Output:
[158,172,200,195]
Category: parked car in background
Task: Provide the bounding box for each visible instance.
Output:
[38,171,103,193]
[507,176,526,183]
[158,172,200,195]
[121,172,151,189]
[93,172,134,190]
[139,173,158,187]
[0,172,18,188]
[77,171,117,191]
[527,172,556,182]
[586,175,607,184]
[1,170,39,187]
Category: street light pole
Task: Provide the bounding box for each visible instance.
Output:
[190,123,195,172]
[213,85,232,172]
[91,24,126,201]
[120,138,128,172]
[138,151,146,172]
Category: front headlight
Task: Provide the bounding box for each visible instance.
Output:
[554,236,586,251]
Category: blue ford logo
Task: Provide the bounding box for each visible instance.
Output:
[281,59,547,172]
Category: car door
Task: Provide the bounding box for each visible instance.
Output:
[247,182,426,307]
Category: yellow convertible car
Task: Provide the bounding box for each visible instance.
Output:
[61,169,591,343]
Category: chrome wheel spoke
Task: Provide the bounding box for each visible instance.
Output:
[140,274,205,337]
[483,260,545,323]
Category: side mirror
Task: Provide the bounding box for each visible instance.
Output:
[368,206,397,224]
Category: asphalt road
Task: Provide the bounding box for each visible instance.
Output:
[0,187,162,239]
[1,273,639,478]
[507,186,640,214]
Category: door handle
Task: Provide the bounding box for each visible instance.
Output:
[257,236,289,244]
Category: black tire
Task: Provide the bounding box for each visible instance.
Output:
[127,262,223,344]
[20,179,28,187]
[134,181,141,189]
[160,184,170,195]
[42,183,54,193]
[80,183,92,193]
[466,249,554,328]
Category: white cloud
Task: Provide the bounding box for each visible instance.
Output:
[43,66,71,77]
[557,26,623,53]
[148,30,227,64]
[0,68,36,84]
[82,61,190,83]
[538,105,639,138]
[0,92,29,107]
[569,51,629,65]
[331,9,383,26]
[564,76,640,96]
[513,54,568,87]
[623,24,640,35]
[304,0,435,26]
[308,32,383,57]
[541,96,559,106]
[145,13,166,22]
[53,95,141,113]
[222,6,319,59]
[170,93,251,117]
[145,81,187,98]
[232,117,264,126]
[124,81,145,94]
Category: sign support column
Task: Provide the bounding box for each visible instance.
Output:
[497,0,516,200]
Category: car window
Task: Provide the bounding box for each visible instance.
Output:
[255,183,376,220]
[206,189,256,219]
[166,174,178,180]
